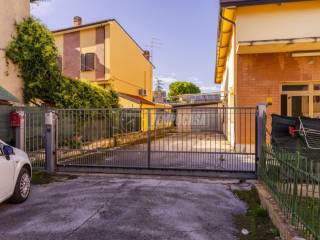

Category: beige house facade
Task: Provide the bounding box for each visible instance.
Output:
[0,0,30,105]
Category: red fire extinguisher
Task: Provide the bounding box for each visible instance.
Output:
[10,111,21,128]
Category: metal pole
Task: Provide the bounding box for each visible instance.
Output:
[45,111,57,172]
[15,111,25,151]
[147,109,151,168]
[255,104,267,165]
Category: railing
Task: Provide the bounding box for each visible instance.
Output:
[24,109,46,169]
[2,106,257,174]
[259,145,320,240]
[0,106,15,144]
[55,108,175,167]
[54,107,256,172]
[0,106,47,169]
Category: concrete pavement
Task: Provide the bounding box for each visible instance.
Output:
[0,175,247,240]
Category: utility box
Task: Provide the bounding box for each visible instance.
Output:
[45,111,57,172]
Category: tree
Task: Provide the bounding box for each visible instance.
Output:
[6,17,62,104]
[168,81,201,102]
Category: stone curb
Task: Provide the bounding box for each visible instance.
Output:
[255,182,305,240]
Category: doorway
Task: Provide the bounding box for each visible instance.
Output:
[281,83,320,118]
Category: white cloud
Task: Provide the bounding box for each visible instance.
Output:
[154,76,177,91]
[157,76,177,84]
[187,76,202,85]
[200,86,220,93]
[155,74,219,93]
[31,1,53,19]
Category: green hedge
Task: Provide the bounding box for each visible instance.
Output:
[57,78,119,108]
[6,17,118,108]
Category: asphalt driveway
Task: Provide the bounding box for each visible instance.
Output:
[0,175,247,240]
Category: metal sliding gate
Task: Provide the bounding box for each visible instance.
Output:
[53,107,257,177]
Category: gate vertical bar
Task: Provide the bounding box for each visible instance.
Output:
[45,111,57,173]
[147,109,151,168]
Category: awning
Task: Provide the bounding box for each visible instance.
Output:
[119,93,155,106]
[0,86,19,103]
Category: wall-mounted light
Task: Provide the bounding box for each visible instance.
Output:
[292,52,320,57]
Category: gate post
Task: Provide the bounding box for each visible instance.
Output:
[255,104,267,166]
[45,111,57,173]
[12,111,25,151]
[147,109,151,168]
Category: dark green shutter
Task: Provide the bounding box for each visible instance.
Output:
[85,53,95,71]
[81,54,86,71]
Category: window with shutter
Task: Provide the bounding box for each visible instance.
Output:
[80,53,95,72]
[85,53,95,71]
[81,54,86,71]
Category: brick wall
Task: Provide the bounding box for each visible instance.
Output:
[95,26,105,80]
[236,52,320,145]
[237,52,320,113]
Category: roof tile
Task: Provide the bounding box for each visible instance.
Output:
[220,0,306,7]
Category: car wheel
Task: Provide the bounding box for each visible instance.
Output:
[10,167,31,203]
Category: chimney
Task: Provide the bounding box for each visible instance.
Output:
[143,50,151,61]
[73,16,82,27]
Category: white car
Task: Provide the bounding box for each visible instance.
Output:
[0,140,32,204]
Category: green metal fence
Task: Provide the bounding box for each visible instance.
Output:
[259,145,320,240]
[0,106,15,144]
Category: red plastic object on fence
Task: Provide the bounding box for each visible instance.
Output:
[10,112,21,128]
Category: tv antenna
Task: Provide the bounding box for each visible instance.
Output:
[145,37,163,63]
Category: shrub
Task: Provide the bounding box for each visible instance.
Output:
[57,77,119,108]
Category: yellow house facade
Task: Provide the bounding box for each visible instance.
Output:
[216,0,320,149]
[53,17,154,108]
[0,0,30,105]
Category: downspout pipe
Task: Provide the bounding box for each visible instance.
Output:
[218,8,237,107]
[220,10,236,27]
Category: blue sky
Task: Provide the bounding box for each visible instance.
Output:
[31,0,220,92]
